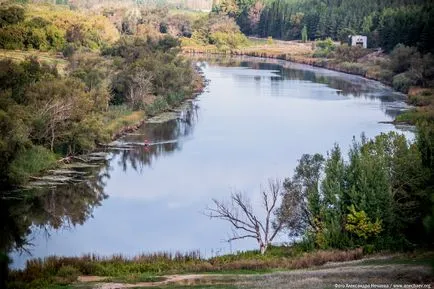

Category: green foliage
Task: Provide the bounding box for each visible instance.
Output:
[184,13,248,50]
[392,73,416,93]
[145,96,169,116]
[0,5,25,28]
[55,266,79,284]
[313,38,335,58]
[345,205,382,240]
[389,44,419,74]
[8,146,57,184]
[108,36,194,109]
[280,131,432,250]
[210,31,248,50]
[0,4,119,52]
[0,55,115,186]
[301,25,308,42]
[334,45,370,62]
[238,0,434,54]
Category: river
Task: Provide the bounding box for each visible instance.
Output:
[10,56,412,268]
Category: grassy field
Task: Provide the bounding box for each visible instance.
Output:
[15,251,432,289]
[8,247,434,289]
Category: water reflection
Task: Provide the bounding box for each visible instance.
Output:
[111,101,198,172]
[192,55,408,119]
[2,161,109,274]
[6,56,413,271]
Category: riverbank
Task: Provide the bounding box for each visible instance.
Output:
[20,62,206,189]
[8,248,433,288]
[182,40,433,125]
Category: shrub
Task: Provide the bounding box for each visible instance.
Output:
[389,44,420,73]
[334,45,371,62]
[56,265,79,284]
[0,5,25,28]
[0,25,26,49]
[313,38,336,58]
[316,38,335,51]
[377,69,394,83]
[210,31,248,50]
[392,72,417,93]
[145,96,169,116]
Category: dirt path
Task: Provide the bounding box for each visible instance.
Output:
[79,274,228,288]
[78,260,434,289]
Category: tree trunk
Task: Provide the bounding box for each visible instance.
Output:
[50,125,55,152]
[260,242,268,254]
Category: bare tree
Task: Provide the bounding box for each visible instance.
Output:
[205,179,284,254]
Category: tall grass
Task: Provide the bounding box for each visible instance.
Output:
[8,145,58,183]
[9,247,364,289]
[104,105,145,137]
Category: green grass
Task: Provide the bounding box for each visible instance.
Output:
[8,145,58,184]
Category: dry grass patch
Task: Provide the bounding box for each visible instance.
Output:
[0,49,68,74]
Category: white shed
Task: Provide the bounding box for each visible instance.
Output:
[349,35,368,48]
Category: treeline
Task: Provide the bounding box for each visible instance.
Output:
[215,0,434,53]
[277,126,434,251]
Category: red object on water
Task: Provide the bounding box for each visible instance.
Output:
[144,139,150,146]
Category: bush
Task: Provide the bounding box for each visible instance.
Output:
[0,5,25,28]
[56,265,79,284]
[210,31,249,50]
[334,45,371,62]
[392,72,417,93]
[0,25,26,49]
[389,44,420,73]
[313,38,336,58]
[62,43,76,57]
[145,96,169,116]
[316,38,335,51]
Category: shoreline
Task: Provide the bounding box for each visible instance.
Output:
[21,64,207,189]
[183,49,414,125]
[182,46,390,85]
[107,65,206,142]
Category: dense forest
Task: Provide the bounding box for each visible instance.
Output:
[228,0,434,53]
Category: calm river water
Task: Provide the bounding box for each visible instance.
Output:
[12,56,412,267]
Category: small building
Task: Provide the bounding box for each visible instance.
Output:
[349,35,368,48]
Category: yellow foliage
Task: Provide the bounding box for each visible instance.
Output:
[26,4,119,46]
[345,205,383,239]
